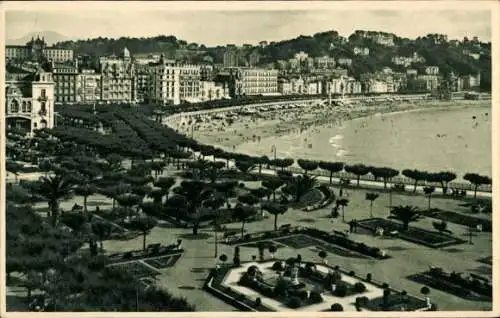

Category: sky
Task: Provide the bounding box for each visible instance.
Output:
[4,2,493,46]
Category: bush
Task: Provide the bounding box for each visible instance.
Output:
[349,270,355,276]
[366,273,372,281]
[334,282,348,297]
[331,303,344,311]
[309,291,323,303]
[353,282,366,293]
[244,234,251,240]
[355,296,369,306]
[288,296,302,309]
[255,297,262,306]
[382,283,389,289]
[272,261,284,271]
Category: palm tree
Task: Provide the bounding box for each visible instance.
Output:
[284,175,318,203]
[336,198,349,222]
[423,186,435,211]
[365,192,379,218]
[38,174,75,226]
[91,220,113,252]
[463,173,492,199]
[129,216,158,250]
[262,178,285,202]
[262,202,288,230]
[388,205,421,231]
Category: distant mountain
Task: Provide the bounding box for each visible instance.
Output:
[7,31,71,46]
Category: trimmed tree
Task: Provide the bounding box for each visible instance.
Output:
[365,192,379,218]
[318,161,344,184]
[463,173,492,199]
[345,164,370,186]
[129,216,158,250]
[262,202,289,231]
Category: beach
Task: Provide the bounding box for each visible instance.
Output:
[172,98,488,153]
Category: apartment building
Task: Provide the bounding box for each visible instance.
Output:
[227,67,278,97]
[5,67,55,135]
[53,63,80,104]
[149,57,201,105]
[99,48,136,103]
[79,69,102,103]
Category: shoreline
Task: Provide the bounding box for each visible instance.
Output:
[185,99,490,155]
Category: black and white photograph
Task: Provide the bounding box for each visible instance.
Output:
[1,0,498,315]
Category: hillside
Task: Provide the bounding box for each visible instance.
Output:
[52,30,491,90]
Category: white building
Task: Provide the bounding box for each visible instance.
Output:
[99,48,136,103]
[5,68,55,136]
[199,81,228,101]
[149,57,201,105]
[425,66,440,75]
[353,47,370,56]
[337,58,353,66]
[79,69,102,103]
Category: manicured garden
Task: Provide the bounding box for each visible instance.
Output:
[356,218,466,248]
[107,260,161,279]
[205,260,431,312]
[406,267,492,301]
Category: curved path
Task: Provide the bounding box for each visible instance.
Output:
[163,97,491,198]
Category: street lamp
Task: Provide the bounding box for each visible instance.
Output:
[271,145,277,174]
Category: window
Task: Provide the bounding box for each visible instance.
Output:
[27,102,32,112]
[41,102,47,113]
[10,100,19,112]
[41,89,46,98]
[22,101,27,112]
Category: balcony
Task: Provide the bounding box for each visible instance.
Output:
[37,95,48,102]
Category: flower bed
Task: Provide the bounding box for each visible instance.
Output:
[203,266,274,312]
[406,268,491,300]
[225,227,388,259]
[360,294,428,311]
[356,218,466,248]
[107,244,184,264]
[303,185,335,212]
[142,254,182,270]
[107,260,160,279]
[420,209,492,232]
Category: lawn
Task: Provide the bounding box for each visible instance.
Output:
[356,218,466,248]
[107,260,160,279]
[361,294,427,311]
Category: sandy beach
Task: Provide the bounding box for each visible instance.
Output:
[169,99,490,159]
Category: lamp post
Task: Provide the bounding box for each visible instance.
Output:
[271,145,277,174]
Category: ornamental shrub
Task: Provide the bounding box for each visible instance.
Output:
[272,261,284,271]
[353,282,366,293]
[288,296,302,309]
[309,291,323,303]
[334,282,348,297]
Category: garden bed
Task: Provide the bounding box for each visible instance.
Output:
[203,266,274,312]
[226,227,388,259]
[142,254,182,270]
[107,260,160,279]
[477,256,492,266]
[356,218,466,248]
[360,294,428,311]
[107,244,184,264]
[406,269,492,301]
[420,209,492,232]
